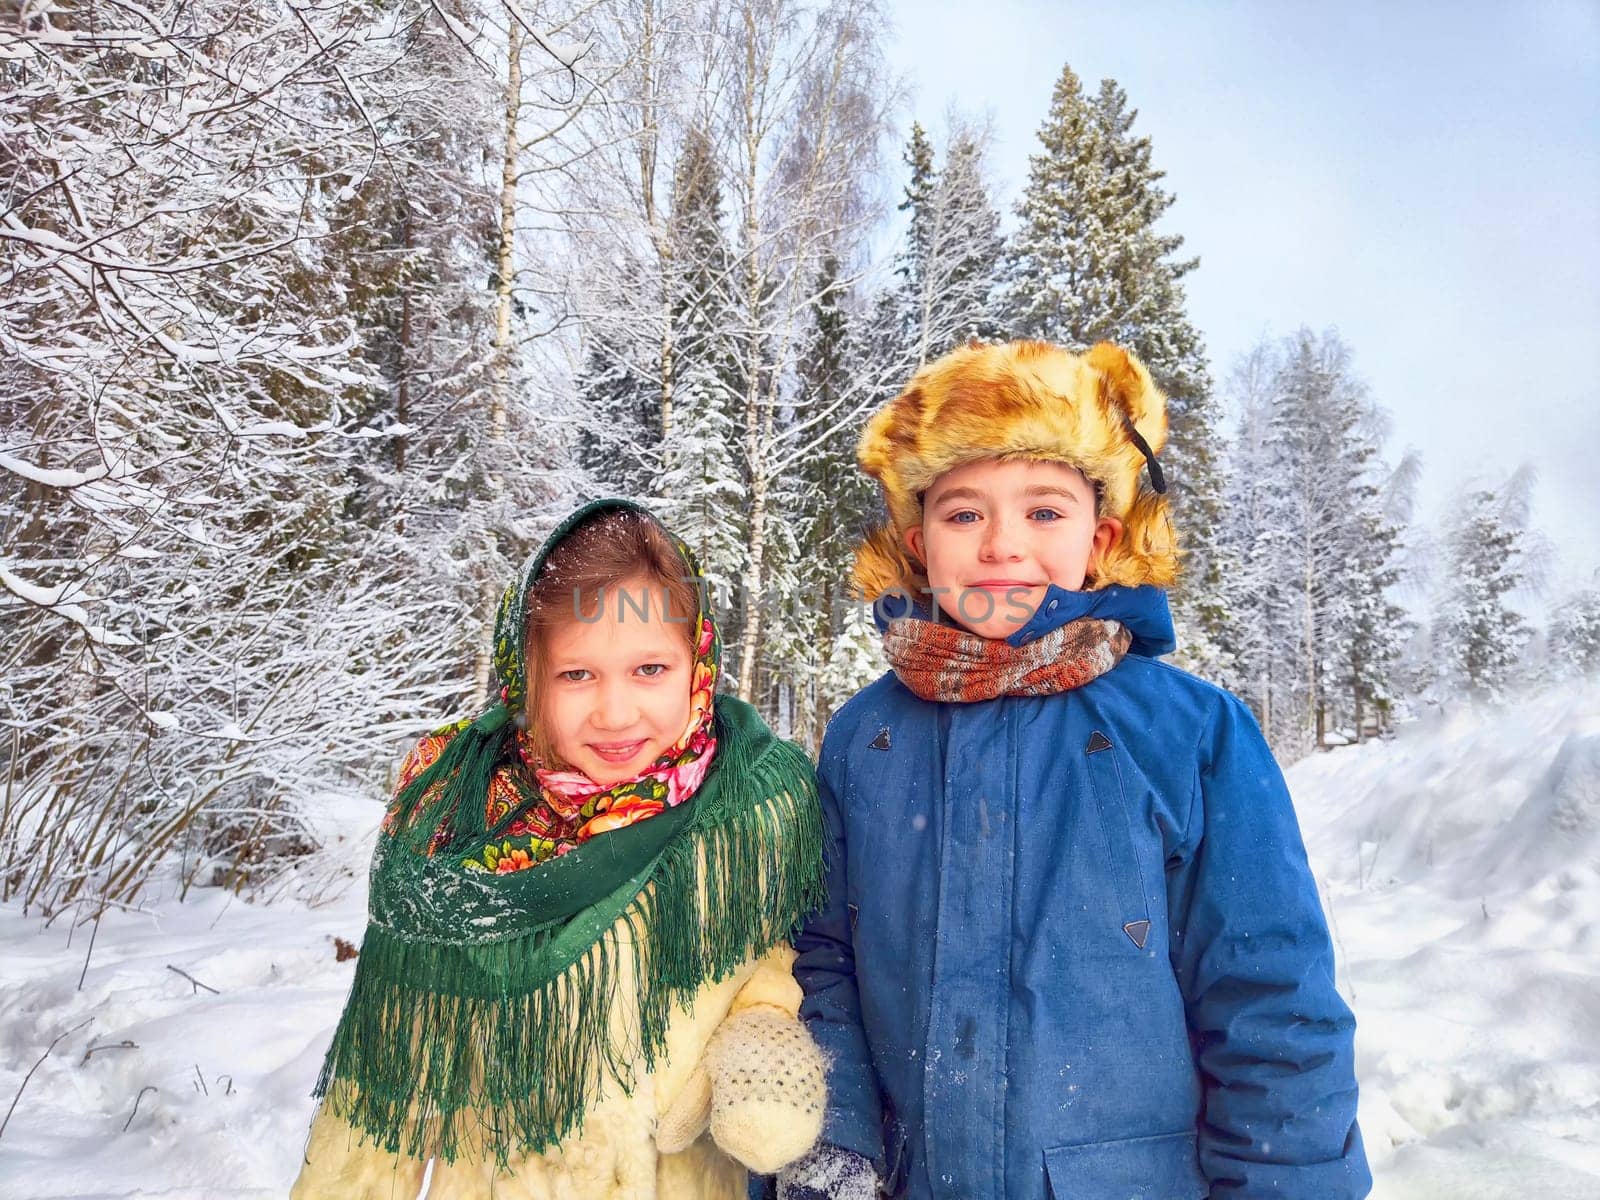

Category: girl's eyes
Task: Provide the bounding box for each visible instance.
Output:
[1029,508,1063,522]
[555,664,671,682]
[947,510,980,524]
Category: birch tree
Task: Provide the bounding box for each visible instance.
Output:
[0,1,589,913]
[551,0,894,705]
[717,0,892,701]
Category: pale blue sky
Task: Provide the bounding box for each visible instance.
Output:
[881,0,1600,595]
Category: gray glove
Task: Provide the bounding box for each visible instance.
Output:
[776,1143,877,1200]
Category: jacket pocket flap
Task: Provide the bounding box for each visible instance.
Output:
[1044,1130,1205,1199]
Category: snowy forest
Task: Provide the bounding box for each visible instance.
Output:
[4,0,1599,928]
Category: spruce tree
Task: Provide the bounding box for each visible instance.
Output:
[786,254,883,749]
[936,128,1006,347]
[661,310,746,607]
[869,117,1006,414]
[898,122,938,306]
[1547,582,1600,678]
[660,125,746,610]
[907,123,1005,360]
[1216,345,1301,750]
[575,339,659,497]
[1218,331,1411,754]
[1000,65,1112,344]
[1269,331,1391,745]
[1435,482,1532,700]
[1001,64,1227,675]
[1332,464,1411,739]
[668,127,735,381]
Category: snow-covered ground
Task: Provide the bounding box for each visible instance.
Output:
[1292,681,1600,1197]
[1,684,1597,1198]
[0,794,380,1199]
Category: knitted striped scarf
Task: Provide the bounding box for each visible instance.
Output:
[882,613,1131,702]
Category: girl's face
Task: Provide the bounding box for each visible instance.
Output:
[539,575,695,786]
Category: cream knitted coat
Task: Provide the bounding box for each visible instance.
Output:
[290,943,820,1200]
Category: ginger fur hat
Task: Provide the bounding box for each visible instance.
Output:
[852,339,1179,601]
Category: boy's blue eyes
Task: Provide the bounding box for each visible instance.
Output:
[946,508,1064,524]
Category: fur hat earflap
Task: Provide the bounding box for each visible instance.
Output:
[852,339,1179,600]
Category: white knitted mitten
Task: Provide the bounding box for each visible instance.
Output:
[656,1006,826,1174]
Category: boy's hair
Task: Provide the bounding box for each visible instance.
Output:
[522,510,701,766]
[852,339,1179,601]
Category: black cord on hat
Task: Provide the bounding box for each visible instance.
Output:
[1121,418,1167,494]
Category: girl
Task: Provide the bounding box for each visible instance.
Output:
[293,499,828,1200]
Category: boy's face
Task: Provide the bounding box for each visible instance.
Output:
[904,458,1123,640]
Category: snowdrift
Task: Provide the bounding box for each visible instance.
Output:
[1291,679,1600,1197]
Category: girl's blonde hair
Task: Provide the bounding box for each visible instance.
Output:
[522,510,702,768]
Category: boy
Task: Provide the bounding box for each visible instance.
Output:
[782,341,1369,1199]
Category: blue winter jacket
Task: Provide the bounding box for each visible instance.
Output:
[793,584,1370,1199]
